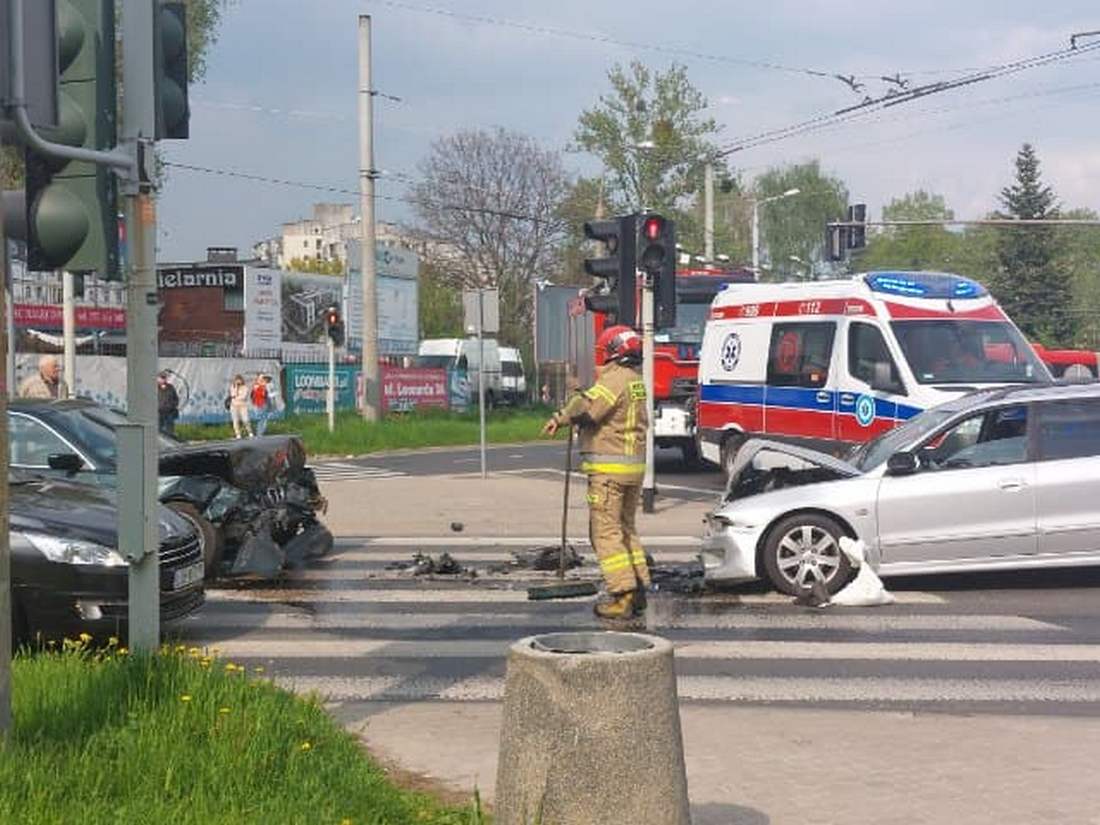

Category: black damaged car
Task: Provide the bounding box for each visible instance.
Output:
[9,399,332,579]
[9,472,205,643]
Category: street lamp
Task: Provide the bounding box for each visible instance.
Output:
[752,187,801,281]
[532,278,553,405]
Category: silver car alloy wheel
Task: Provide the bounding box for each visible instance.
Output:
[775,525,842,589]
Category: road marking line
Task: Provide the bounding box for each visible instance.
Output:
[206,638,1100,663]
[273,675,1100,704]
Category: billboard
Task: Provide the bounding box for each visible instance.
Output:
[346,241,420,355]
[243,267,282,354]
[281,272,344,360]
[284,363,359,415]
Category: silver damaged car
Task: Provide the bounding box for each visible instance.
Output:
[703,383,1100,594]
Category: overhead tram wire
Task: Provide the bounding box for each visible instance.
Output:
[161,161,551,225]
[713,38,1100,158]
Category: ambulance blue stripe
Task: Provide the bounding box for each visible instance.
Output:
[701,383,924,420]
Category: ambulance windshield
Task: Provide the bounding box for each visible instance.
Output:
[890,320,1047,384]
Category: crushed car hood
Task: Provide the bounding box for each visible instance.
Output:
[160,435,307,493]
[724,439,861,503]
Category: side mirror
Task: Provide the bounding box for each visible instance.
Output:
[47,453,85,475]
[870,362,901,394]
[886,451,919,476]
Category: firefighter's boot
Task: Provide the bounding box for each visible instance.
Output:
[594,589,645,620]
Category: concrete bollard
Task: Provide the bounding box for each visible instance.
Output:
[495,631,691,825]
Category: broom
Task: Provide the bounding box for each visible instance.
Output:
[527,425,599,601]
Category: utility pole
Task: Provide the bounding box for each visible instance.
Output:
[62,271,75,396]
[704,162,715,262]
[751,200,760,281]
[326,334,335,433]
[531,280,539,405]
[477,287,487,479]
[641,271,656,513]
[119,0,161,652]
[358,14,380,421]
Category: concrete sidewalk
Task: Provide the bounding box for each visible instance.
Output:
[339,700,1100,825]
[322,472,713,538]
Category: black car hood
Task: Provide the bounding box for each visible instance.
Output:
[160,435,307,492]
[9,474,194,548]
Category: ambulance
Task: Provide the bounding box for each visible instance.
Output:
[697,271,1052,474]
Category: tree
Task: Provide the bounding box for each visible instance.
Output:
[287,256,343,275]
[753,161,848,280]
[412,127,570,349]
[418,261,464,339]
[1054,207,1100,347]
[573,61,719,217]
[993,143,1074,345]
[678,165,752,265]
[856,190,962,272]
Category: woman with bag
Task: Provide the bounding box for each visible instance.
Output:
[228,374,253,438]
[251,374,272,436]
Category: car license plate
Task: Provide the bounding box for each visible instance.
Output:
[172,561,204,591]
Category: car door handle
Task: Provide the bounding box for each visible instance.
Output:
[816,391,831,404]
[998,479,1028,492]
[840,394,855,405]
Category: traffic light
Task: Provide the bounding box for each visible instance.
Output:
[154,2,189,139]
[638,213,677,329]
[848,203,867,249]
[25,0,118,278]
[584,215,637,325]
[826,224,847,262]
[324,305,344,346]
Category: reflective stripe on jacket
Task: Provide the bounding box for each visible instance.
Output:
[555,362,647,479]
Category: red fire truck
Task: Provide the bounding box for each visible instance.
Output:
[1031,343,1099,380]
[587,267,756,464]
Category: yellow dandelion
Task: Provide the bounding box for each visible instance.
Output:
[107,636,119,647]
[340,819,353,825]
[78,632,92,643]
[180,694,192,703]
[117,647,129,656]
[253,666,265,674]
[188,647,201,657]
[175,644,186,653]
[299,741,312,752]
[218,707,231,715]
[224,662,238,672]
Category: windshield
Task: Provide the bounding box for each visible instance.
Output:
[413,355,455,370]
[853,408,958,472]
[654,302,711,345]
[501,361,523,377]
[891,320,1046,385]
[59,407,182,466]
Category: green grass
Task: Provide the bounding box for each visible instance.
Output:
[2,640,486,825]
[176,407,553,456]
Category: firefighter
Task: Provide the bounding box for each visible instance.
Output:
[542,324,650,619]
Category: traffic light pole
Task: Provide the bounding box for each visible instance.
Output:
[62,271,76,396]
[327,335,336,433]
[119,0,160,653]
[641,272,656,514]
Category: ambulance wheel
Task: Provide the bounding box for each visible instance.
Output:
[719,433,745,479]
[762,513,852,596]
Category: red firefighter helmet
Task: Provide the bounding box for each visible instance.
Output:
[597,324,642,364]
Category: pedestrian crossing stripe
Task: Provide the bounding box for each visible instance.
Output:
[310,462,407,481]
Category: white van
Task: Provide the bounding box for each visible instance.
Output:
[697,271,1051,474]
[499,347,527,405]
[418,337,503,406]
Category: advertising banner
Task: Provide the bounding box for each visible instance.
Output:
[284,363,359,415]
[346,242,420,355]
[243,267,282,354]
[281,272,344,360]
[14,304,126,330]
[381,367,447,412]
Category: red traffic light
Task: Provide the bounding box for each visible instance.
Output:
[325,306,340,325]
[643,216,663,241]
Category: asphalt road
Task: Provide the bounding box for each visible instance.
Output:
[184,538,1100,718]
[311,442,726,502]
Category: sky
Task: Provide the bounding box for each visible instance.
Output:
[157,0,1100,262]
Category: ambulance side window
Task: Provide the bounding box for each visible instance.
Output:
[848,322,905,395]
[766,322,836,389]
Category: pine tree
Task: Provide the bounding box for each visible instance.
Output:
[994,144,1075,344]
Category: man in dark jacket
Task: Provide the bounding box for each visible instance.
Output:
[157,372,180,436]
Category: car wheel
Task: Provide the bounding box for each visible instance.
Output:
[720,433,745,479]
[762,513,852,596]
[165,501,223,580]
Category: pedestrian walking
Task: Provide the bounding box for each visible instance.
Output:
[250,374,272,436]
[18,354,68,400]
[227,374,253,438]
[157,371,180,437]
[542,325,650,619]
